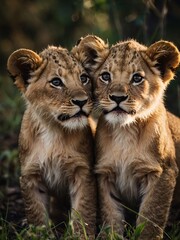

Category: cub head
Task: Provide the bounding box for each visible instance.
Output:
[73,36,180,126]
[7,46,92,130]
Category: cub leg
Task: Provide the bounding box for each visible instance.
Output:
[137,168,177,240]
[20,174,49,226]
[98,174,125,238]
[70,170,97,240]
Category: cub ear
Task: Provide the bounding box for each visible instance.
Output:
[72,35,109,75]
[147,41,180,83]
[7,49,42,92]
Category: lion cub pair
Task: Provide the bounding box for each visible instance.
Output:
[8,36,180,240]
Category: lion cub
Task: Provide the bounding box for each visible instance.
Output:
[7,46,96,238]
[72,36,180,239]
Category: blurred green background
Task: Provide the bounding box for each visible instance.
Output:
[0,0,180,156]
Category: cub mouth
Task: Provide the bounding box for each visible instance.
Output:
[103,106,136,115]
[58,110,88,122]
[104,106,128,114]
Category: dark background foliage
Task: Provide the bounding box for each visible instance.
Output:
[0,0,180,237]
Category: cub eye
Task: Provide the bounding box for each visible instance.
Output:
[80,74,89,85]
[132,73,144,85]
[100,72,111,83]
[50,78,64,88]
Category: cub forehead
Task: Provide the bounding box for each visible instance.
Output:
[104,40,148,71]
[111,39,147,56]
[40,46,83,72]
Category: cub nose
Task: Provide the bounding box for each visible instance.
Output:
[72,99,88,107]
[109,94,128,104]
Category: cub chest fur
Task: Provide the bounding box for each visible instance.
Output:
[23,121,84,190]
[37,129,67,188]
[97,123,162,200]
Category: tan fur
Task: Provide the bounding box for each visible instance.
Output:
[7,46,96,239]
[73,36,180,239]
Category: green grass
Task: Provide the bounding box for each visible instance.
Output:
[1,210,180,240]
[0,218,55,240]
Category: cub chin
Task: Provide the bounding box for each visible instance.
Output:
[7,46,96,239]
[72,36,180,239]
